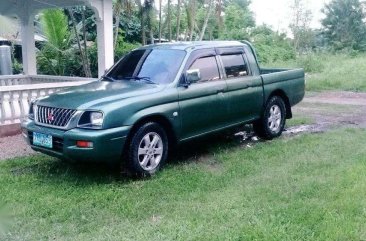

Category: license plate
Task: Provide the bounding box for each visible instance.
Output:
[33,132,53,149]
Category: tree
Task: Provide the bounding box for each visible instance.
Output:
[321,0,366,51]
[37,9,73,76]
[176,0,182,40]
[158,0,162,42]
[113,0,123,48]
[167,0,172,41]
[251,25,295,63]
[186,0,197,41]
[220,1,255,40]
[199,0,214,40]
[289,0,314,53]
[135,0,146,44]
[68,7,92,77]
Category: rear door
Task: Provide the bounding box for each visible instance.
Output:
[217,47,263,124]
[178,49,228,140]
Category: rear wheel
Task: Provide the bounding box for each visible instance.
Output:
[126,122,168,176]
[253,96,286,140]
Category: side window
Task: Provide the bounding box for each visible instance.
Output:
[221,54,249,78]
[189,56,220,83]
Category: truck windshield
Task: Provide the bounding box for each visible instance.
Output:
[106,49,186,84]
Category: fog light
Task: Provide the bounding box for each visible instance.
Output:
[76,140,93,148]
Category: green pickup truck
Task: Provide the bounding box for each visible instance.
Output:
[22,41,305,175]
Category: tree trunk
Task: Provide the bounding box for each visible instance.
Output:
[81,8,92,77]
[68,8,91,77]
[135,0,146,45]
[188,0,196,41]
[168,0,172,41]
[114,0,122,49]
[158,0,162,42]
[199,0,213,41]
[150,30,154,44]
[215,0,223,37]
[176,0,181,41]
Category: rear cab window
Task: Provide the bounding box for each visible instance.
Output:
[220,54,249,78]
[188,56,221,83]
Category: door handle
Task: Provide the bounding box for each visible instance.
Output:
[216,88,225,94]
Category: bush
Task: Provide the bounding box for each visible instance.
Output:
[296,54,325,73]
[115,30,140,60]
[250,25,296,64]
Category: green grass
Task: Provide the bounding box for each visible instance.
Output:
[1,128,366,240]
[264,53,366,92]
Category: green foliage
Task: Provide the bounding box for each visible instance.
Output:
[114,30,141,60]
[220,3,255,40]
[41,9,70,48]
[12,58,23,75]
[66,7,97,41]
[296,53,324,73]
[119,10,142,43]
[305,53,366,91]
[289,0,314,53]
[321,0,366,51]
[37,9,75,76]
[267,53,366,92]
[251,25,295,63]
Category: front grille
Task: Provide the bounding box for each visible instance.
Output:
[35,105,76,128]
[28,131,64,152]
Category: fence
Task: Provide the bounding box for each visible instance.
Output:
[0,75,96,135]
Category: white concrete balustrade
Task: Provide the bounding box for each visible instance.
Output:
[0,75,96,125]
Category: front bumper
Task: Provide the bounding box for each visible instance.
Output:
[21,119,131,163]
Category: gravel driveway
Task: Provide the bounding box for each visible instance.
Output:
[0,134,35,160]
[1,91,365,161]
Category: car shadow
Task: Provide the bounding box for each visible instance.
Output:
[28,125,260,184]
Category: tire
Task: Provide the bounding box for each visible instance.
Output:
[126,122,168,176]
[253,96,286,140]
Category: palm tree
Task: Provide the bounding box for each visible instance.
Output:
[38,9,72,76]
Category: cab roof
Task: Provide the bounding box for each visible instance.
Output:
[138,41,247,51]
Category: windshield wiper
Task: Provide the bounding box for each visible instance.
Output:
[101,75,116,82]
[123,76,156,84]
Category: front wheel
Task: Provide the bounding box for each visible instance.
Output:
[253,96,286,140]
[126,122,168,176]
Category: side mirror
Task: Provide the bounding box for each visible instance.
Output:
[185,69,201,86]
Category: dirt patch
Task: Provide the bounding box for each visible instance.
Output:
[304,91,366,106]
[294,92,366,129]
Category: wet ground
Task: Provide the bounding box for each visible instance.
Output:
[1,91,366,161]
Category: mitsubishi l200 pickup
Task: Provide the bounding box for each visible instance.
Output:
[22,41,305,175]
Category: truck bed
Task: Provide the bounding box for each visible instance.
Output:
[260,67,305,108]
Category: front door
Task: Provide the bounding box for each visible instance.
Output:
[178,49,228,140]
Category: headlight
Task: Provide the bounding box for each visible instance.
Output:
[90,112,103,126]
[78,111,104,129]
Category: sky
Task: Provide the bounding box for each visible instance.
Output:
[250,0,331,34]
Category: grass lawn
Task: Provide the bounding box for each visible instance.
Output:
[1,128,366,240]
[265,53,366,92]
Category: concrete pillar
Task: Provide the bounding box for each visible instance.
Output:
[20,13,37,75]
[89,0,114,78]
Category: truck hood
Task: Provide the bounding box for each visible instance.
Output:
[36,80,164,109]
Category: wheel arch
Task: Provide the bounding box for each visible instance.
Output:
[125,114,178,151]
[268,89,292,119]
